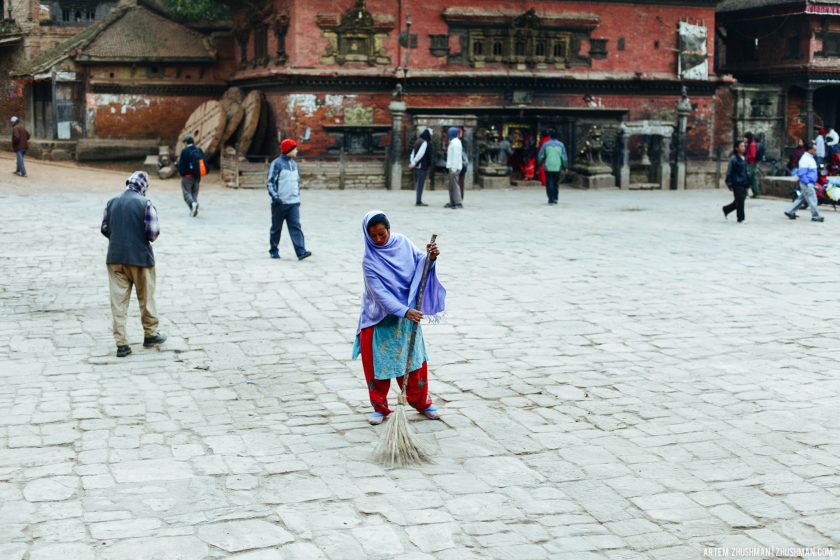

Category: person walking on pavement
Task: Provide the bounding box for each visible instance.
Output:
[445,127,463,209]
[815,128,826,166]
[11,116,30,178]
[100,171,167,358]
[177,135,204,217]
[744,132,762,198]
[785,142,825,222]
[722,140,750,223]
[537,130,568,205]
[409,127,432,206]
[267,139,312,260]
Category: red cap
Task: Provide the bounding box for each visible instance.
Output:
[819,128,826,135]
[280,139,297,155]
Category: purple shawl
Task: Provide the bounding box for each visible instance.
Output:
[356,210,446,334]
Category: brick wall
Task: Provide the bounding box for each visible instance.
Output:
[87,93,212,143]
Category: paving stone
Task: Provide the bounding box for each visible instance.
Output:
[29,543,94,560]
[197,519,294,552]
[22,477,77,502]
[99,536,208,560]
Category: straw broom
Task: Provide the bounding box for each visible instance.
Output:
[372,234,437,468]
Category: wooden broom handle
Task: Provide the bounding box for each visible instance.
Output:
[401,234,437,386]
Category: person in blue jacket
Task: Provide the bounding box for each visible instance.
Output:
[267,139,313,259]
[785,142,824,222]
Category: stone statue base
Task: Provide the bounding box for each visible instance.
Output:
[478,175,510,189]
[572,164,616,190]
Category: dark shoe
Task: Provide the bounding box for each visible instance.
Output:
[444,203,453,208]
[454,204,463,209]
[298,251,312,261]
[737,219,745,223]
[116,345,132,358]
[784,211,797,220]
[549,200,558,205]
[143,333,167,347]
[269,249,280,259]
[812,216,825,222]
[416,202,428,207]
[722,206,729,219]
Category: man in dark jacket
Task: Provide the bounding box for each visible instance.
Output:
[409,128,433,206]
[177,135,204,217]
[101,171,167,357]
[11,116,30,177]
[723,140,750,223]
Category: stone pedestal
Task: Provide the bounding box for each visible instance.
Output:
[572,163,615,189]
[478,175,510,189]
[388,100,406,191]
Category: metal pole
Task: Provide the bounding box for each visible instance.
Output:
[403,16,411,82]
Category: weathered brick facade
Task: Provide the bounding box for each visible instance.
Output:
[229,0,731,172]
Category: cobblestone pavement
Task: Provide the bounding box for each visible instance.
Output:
[1,155,839,560]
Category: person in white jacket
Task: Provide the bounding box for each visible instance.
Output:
[445,127,463,209]
[826,127,839,156]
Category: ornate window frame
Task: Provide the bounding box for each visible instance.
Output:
[316,0,394,66]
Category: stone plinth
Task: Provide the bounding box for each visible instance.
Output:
[478,175,510,189]
[572,164,616,189]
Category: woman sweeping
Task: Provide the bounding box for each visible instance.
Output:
[353,211,446,426]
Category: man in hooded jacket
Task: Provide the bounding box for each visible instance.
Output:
[409,128,432,206]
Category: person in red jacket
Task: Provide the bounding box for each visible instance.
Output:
[11,116,30,178]
[744,132,761,199]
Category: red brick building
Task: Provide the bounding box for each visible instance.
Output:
[4,1,234,159]
[228,0,731,188]
[717,0,840,156]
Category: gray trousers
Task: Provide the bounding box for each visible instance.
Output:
[414,168,428,204]
[788,182,821,218]
[448,170,462,205]
[181,176,200,208]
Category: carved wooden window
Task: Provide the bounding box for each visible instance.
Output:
[553,40,567,59]
[590,38,608,59]
[254,25,268,66]
[821,33,840,56]
[472,38,484,57]
[237,30,250,68]
[465,21,571,66]
[318,0,393,66]
[430,34,449,57]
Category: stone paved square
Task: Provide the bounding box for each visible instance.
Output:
[1,155,839,559]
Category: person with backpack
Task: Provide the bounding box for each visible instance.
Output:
[537,130,568,205]
[409,128,432,206]
[177,135,205,217]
